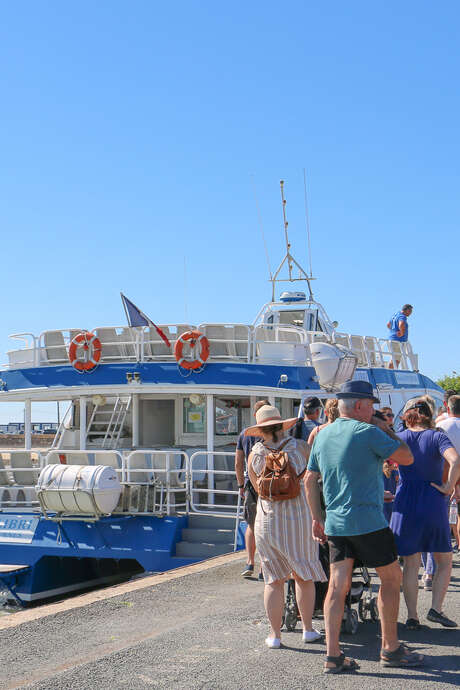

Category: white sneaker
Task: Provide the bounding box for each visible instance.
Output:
[265,637,281,649]
[303,629,322,643]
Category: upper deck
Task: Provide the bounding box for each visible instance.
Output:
[5,320,418,373]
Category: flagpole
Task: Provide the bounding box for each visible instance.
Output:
[120,292,131,326]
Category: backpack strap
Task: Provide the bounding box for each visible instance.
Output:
[263,437,306,478]
[262,437,292,453]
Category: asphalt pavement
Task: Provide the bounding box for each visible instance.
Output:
[0,553,459,690]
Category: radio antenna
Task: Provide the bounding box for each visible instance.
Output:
[251,175,272,282]
[303,168,313,278]
[184,256,189,323]
[270,180,315,301]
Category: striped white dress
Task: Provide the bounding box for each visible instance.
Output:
[252,436,326,585]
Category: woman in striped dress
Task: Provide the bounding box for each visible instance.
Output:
[247,405,327,649]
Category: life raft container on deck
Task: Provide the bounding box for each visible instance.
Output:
[174,330,209,370]
[36,464,121,516]
[68,331,102,372]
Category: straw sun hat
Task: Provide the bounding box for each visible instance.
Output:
[244,405,298,437]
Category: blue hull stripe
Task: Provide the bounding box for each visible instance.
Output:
[0,362,320,392]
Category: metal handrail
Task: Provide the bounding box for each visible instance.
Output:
[0,448,244,549]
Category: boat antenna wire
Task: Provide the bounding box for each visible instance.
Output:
[270,181,315,302]
[303,168,313,278]
[251,174,272,283]
[184,255,189,323]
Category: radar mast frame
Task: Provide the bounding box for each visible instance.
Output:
[270,180,315,302]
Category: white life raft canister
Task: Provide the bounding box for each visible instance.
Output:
[36,464,121,515]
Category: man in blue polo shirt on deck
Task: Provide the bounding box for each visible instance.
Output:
[305,380,424,673]
[386,304,413,369]
[387,304,413,342]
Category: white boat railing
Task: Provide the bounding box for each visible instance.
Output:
[188,450,240,517]
[124,450,188,515]
[5,324,418,371]
[0,450,41,507]
[0,448,242,519]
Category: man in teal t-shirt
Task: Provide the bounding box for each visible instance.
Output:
[305,380,423,673]
[308,417,399,536]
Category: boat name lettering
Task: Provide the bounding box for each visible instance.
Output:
[0,518,34,530]
[0,516,39,543]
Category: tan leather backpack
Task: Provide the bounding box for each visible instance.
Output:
[256,439,305,501]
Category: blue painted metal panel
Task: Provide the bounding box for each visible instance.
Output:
[0,511,244,603]
[418,374,444,393]
[0,362,320,392]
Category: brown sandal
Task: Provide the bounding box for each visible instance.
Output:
[324,652,360,674]
[380,643,424,667]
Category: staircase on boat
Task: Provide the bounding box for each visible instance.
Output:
[52,396,132,450]
[87,397,132,449]
[174,515,236,559]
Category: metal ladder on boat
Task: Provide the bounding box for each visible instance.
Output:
[86,396,132,449]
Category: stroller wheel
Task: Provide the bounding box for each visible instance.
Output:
[358,598,368,622]
[370,597,379,621]
[343,608,359,634]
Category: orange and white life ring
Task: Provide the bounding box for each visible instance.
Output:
[174,330,209,371]
[68,331,102,372]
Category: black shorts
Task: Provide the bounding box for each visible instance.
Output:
[243,483,257,527]
[328,527,398,569]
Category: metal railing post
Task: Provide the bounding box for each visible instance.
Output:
[206,395,215,505]
[79,396,87,450]
[166,453,171,516]
[24,400,32,450]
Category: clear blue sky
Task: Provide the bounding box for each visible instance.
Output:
[0,1,458,422]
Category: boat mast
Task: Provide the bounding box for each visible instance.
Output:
[270,180,315,302]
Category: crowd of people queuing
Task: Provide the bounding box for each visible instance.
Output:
[236,383,460,674]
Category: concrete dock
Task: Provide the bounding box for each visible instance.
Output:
[0,553,459,689]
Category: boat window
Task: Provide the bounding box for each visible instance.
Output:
[393,394,445,432]
[215,398,249,436]
[279,310,305,327]
[305,310,323,332]
[183,397,206,434]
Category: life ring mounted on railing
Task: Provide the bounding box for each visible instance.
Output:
[68,331,102,373]
[174,330,209,371]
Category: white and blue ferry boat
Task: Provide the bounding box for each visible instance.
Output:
[0,189,444,606]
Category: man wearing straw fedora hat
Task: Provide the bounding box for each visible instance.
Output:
[305,380,425,673]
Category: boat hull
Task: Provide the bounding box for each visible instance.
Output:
[0,512,243,605]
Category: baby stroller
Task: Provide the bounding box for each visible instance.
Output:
[282,543,379,634]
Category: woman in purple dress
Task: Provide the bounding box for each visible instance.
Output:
[390,400,460,629]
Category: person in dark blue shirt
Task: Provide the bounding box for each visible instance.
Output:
[291,396,322,442]
[235,399,269,578]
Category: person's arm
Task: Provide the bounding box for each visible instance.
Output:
[235,449,246,498]
[371,415,414,465]
[397,319,406,338]
[386,320,391,329]
[247,452,258,494]
[305,470,326,543]
[431,447,460,495]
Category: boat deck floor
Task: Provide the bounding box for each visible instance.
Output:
[0,553,459,689]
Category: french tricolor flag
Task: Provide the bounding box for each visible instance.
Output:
[120,293,171,348]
